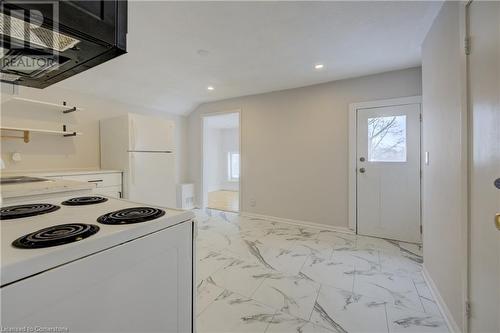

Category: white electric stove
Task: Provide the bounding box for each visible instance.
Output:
[0,195,195,333]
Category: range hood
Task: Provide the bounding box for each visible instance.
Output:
[0,0,127,89]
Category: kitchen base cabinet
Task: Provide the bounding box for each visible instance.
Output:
[43,171,123,199]
[94,185,122,198]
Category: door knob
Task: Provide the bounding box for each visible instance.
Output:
[495,213,500,231]
[360,157,366,162]
[359,167,366,173]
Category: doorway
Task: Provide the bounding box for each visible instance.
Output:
[349,97,422,243]
[202,111,240,212]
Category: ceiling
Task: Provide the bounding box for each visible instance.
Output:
[204,112,239,129]
[54,1,442,116]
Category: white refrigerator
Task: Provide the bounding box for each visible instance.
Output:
[100,113,177,208]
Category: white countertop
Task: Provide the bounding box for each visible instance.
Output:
[1,195,195,286]
[1,169,122,177]
[1,178,96,199]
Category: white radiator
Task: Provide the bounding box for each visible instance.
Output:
[177,183,194,209]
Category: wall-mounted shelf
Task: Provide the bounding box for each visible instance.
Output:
[1,97,83,114]
[0,126,82,143]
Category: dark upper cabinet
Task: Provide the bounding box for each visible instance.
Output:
[0,0,128,88]
[66,1,127,49]
[4,1,127,47]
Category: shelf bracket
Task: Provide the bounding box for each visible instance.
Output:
[62,125,77,137]
[62,107,77,114]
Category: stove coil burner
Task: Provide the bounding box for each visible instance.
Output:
[0,204,60,220]
[97,207,166,225]
[61,196,108,206]
[12,223,99,249]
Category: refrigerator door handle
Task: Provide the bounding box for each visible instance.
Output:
[127,150,173,153]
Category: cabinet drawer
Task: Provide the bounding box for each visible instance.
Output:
[93,186,122,198]
[57,173,122,188]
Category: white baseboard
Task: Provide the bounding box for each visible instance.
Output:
[239,211,354,235]
[422,265,461,333]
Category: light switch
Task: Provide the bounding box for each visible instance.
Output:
[425,151,429,165]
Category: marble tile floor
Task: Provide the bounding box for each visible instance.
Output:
[195,209,448,333]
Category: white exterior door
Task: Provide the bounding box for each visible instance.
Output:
[356,103,421,243]
[468,2,500,332]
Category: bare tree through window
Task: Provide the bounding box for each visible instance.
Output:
[367,115,407,162]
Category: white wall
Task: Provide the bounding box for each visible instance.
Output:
[421,2,467,331]
[0,83,189,184]
[188,67,422,229]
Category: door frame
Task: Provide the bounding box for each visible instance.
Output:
[348,96,422,235]
[200,109,242,211]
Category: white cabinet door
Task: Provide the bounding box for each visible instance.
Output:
[93,186,122,198]
[129,113,175,151]
[356,103,421,243]
[469,2,500,332]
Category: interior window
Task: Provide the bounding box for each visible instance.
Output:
[228,152,240,180]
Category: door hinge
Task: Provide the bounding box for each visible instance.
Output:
[420,225,423,234]
[419,113,422,122]
[465,301,471,318]
[465,37,471,55]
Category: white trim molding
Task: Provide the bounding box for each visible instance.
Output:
[422,265,461,333]
[347,95,423,232]
[240,211,354,235]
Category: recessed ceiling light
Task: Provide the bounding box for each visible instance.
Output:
[314,64,324,70]
[207,86,215,91]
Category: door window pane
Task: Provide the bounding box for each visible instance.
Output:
[368,115,407,162]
